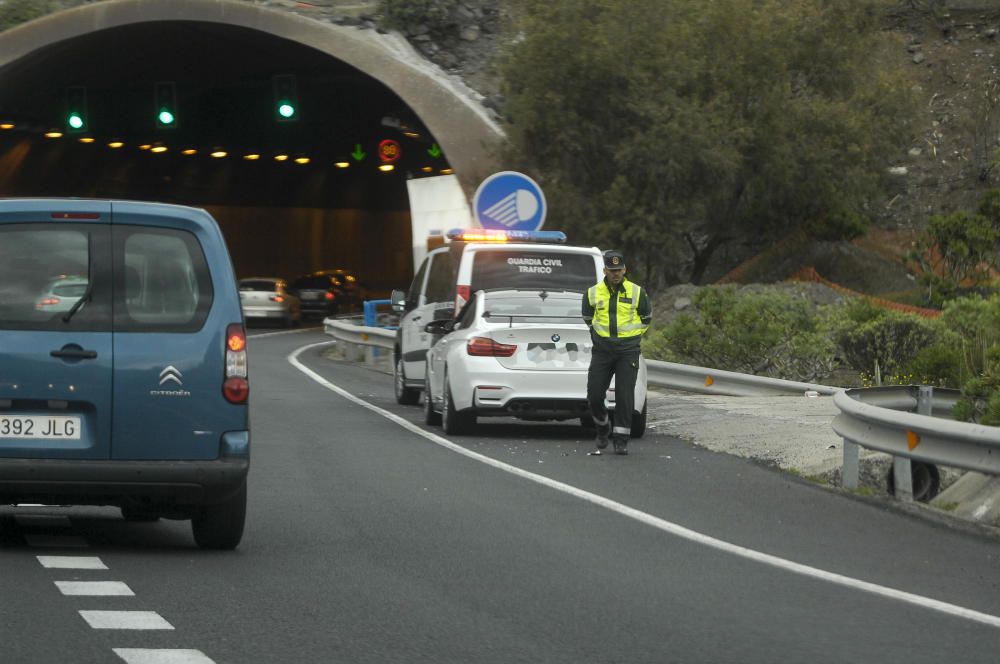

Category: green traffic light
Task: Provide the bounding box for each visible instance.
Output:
[67,112,84,130]
[158,109,175,126]
[278,102,295,119]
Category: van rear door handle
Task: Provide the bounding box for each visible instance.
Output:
[51,347,98,360]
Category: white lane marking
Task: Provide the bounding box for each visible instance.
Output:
[37,555,107,569]
[113,648,215,664]
[289,340,1000,629]
[55,581,134,596]
[25,534,88,548]
[79,610,174,630]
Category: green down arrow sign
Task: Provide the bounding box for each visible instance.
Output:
[352,144,367,161]
[427,144,442,158]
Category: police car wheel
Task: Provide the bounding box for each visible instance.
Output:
[394,354,420,405]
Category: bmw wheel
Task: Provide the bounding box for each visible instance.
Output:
[442,373,475,435]
[630,401,648,439]
[424,368,441,425]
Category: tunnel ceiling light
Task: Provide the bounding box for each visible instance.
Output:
[0,122,14,130]
[274,154,289,162]
[440,168,454,174]
[78,137,95,144]
[402,131,421,139]
[151,145,168,153]
[334,161,350,169]
[45,130,63,139]
[421,166,433,173]
[243,153,260,161]
[294,157,310,165]
[378,164,395,172]
[108,141,124,149]
[210,150,228,159]
[182,148,197,155]
[138,144,152,151]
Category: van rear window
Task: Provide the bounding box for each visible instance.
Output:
[470,251,596,293]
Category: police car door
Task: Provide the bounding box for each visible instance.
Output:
[401,250,455,385]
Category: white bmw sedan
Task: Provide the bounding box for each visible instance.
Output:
[423,289,648,436]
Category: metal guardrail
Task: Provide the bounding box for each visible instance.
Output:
[833,386,1000,500]
[324,318,395,348]
[644,360,840,397]
[322,319,1000,500]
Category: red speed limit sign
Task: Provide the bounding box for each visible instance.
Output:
[378,139,401,164]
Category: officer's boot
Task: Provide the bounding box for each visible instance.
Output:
[595,417,611,450]
[612,437,628,455]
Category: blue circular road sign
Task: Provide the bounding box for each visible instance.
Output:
[473,171,547,231]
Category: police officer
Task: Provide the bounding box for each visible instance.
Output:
[582,250,652,455]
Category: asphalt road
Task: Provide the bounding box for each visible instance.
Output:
[3,327,1000,663]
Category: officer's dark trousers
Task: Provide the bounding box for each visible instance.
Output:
[587,340,640,441]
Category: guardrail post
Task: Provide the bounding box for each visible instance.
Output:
[917,385,932,416]
[842,439,859,490]
[893,457,914,502]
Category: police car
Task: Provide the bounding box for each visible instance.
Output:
[421,288,648,435]
[390,229,605,405]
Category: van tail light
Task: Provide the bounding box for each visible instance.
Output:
[270,295,285,303]
[467,336,517,357]
[36,297,60,308]
[324,291,335,301]
[455,285,470,313]
[223,323,249,404]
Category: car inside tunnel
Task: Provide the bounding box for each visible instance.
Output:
[0,20,455,295]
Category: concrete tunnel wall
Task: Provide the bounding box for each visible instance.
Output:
[0,0,506,198]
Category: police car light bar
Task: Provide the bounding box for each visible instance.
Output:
[445,228,567,244]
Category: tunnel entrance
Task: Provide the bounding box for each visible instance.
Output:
[0,17,465,295]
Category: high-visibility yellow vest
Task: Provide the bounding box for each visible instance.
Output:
[587,280,648,338]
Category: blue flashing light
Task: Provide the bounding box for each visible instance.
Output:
[445,228,567,244]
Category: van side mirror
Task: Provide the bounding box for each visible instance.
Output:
[390,289,406,313]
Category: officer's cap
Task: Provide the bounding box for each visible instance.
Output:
[603,250,626,270]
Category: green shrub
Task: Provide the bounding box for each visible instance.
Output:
[651,286,836,382]
[827,299,943,380]
[902,340,963,387]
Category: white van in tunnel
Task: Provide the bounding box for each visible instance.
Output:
[390,229,604,405]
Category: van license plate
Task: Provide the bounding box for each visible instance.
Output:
[0,415,82,440]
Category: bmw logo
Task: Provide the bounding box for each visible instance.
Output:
[551,334,561,342]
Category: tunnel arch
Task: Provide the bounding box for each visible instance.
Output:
[0,0,505,195]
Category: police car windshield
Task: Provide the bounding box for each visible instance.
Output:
[470,251,596,294]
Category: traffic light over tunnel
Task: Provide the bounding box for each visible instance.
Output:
[65,86,87,133]
[272,74,298,122]
[154,81,177,129]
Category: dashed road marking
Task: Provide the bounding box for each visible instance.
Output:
[37,555,107,569]
[56,581,134,596]
[113,649,215,664]
[80,610,174,630]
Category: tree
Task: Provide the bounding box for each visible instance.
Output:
[500,0,915,286]
[905,210,998,305]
